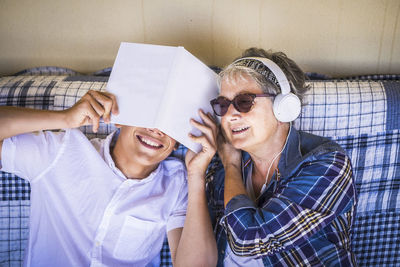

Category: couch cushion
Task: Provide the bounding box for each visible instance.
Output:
[1,74,400,266]
[295,80,400,266]
[353,211,400,266]
[295,80,387,136]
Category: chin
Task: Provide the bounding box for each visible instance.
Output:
[229,139,247,150]
[232,137,260,152]
[136,152,164,166]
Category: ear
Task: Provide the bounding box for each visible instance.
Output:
[115,123,122,128]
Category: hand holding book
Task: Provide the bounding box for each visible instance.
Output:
[106,42,219,153]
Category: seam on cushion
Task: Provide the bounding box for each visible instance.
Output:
[30,129,71,184]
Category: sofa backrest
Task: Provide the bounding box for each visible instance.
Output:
[296,80,400,265]
[0,73,399,266]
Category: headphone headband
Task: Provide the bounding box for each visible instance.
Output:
[232,57,291,95]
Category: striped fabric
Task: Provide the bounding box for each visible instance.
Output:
[13,66,80,76]
[0,72,399,266]
[295,81,400,266]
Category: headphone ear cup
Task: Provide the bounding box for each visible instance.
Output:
[273,93,301,122]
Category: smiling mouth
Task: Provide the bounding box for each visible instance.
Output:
[137,135,164,150]
[232,126,250,135]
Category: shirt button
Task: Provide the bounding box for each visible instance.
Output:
[95,241,100,246]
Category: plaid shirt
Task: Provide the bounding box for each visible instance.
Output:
[206,127,358,266]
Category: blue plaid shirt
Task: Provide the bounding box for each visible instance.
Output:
[206,127,358,266]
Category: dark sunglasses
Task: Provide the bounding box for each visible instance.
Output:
[210,93,276,116]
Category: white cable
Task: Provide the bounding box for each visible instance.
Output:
[256,122,292,200]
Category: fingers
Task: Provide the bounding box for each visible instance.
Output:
[185,135,214,176]
[86,90,118,123]
[79,100,101,132]
[185,150,195,165]
[198,110,217,130]
[190,110,218,146]
[84,92,105,117]
[102,91,119,116]
[189,110,219,157]
[188,133,215,156]
[70,90,119,133]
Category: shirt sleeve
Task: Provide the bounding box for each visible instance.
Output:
[0,130,67,182]
[221,150,356,257]
[166,170,188,232]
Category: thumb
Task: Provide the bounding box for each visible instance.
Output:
[185,149,195,166]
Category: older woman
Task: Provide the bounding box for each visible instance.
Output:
[199,48,357,266]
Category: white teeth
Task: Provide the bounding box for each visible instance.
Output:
[232,126,249,132]
[141,137,161,147]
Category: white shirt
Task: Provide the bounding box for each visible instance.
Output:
[0,129,188,267]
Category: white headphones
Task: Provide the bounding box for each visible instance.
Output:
[234,57,301,122]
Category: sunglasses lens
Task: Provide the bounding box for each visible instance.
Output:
[234,94,255,113]
[211,94,257,116]
[211,97,231,116]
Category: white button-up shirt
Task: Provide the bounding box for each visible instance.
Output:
[1,129,188,266]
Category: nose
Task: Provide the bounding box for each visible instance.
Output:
[224,103,240,121]
[147,128,164,136]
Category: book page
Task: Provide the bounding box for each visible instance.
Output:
[107,42,219,153]
[107,42,178,128]
[157,48,219,153]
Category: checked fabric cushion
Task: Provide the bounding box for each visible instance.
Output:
[0,73,399,266]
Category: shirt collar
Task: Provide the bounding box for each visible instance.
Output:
[277,125,303,178]
[242,125,303,181]
[103,129,119,171]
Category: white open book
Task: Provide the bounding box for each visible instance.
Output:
[107,42,219,153]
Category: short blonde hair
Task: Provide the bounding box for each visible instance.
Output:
[218,48,310,104]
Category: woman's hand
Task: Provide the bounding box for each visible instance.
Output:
[63,90,119,132]
[217,127,242,169]
[185,110,218,177]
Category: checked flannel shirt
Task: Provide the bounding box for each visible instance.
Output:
[206,127,358,266]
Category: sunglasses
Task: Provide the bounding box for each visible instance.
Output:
[210,93,276,116]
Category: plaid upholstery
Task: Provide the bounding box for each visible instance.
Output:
[294,81,387,136]
[384,81,400,130]
[334,130,400,266]
[1,73,399,266]
[160,238,173,266]
[338,74,400,81]
[294,80,400,266]
[0,201,30,267]
[0,173,30,202]
[13,66,80,76]
[334,131,400,213]
[352,211,400,266]
[305,73,400,81]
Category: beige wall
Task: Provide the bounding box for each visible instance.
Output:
[1,0,399,76]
